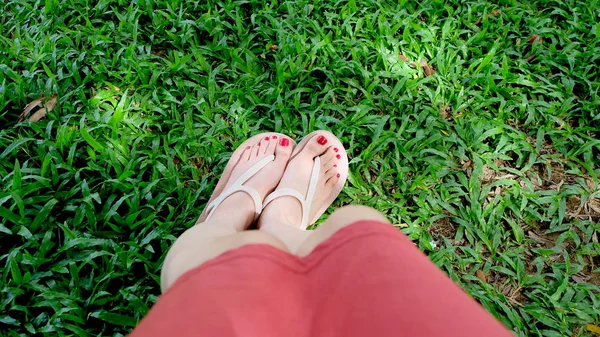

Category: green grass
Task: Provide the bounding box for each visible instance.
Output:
[1,0,600,335]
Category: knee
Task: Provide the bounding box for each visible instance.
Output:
[295,205,390,257]
[161,229,290,292]
[236,230,291,253]
[324,205,390,231]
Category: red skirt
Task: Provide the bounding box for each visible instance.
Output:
[130,221,512,337]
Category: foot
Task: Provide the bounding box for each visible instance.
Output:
[207,136,293,231]
[258,133,341,230]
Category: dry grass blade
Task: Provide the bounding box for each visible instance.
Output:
[18,95,57,122]
[420,59,436,76]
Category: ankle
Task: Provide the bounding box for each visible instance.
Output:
[208,194,255,231]
[259,206,301,229]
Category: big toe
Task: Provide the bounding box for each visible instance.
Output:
[301,132,331,158]
[274,136,293,163]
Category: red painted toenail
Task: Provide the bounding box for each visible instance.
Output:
[258,141,261,146]
[334,148,339,152]
[246,146,251,149]
[334,164,337,167]
[272,135,277,139]
[280,138,290,147]
[336,173,340,178]
[316,135,327,145]
[265,137,270,141]
[336,154,341,159]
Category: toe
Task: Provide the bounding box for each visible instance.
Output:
[252,141,261,158]
[274,136,293,162]
[240,145,252,161]
[320,147,337,165]
[301,133,331,159]
[261,136,274,155]
[326,172,341,186]
[323,163,337,180]
[321,161,339,181]
[268,135,281,155]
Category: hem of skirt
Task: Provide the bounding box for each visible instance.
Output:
[165,220,403,295]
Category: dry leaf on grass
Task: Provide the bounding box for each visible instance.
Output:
[528,35,543,44]
[399,54,408,62]
[474,9,502,25]
[476,270,487,283]
[571,275,588,284]
[481,164,497,182]
[419,59,436,76]
[586,198,600,214]
[151,50,167,58]
[489,9,502,17]
[440,105,452,119]
[525,54,537,63]
[18,95,57,122]
[269,44,278,50]
[587,324,600,334]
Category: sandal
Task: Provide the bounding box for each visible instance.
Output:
[262,131,348,229]
[196,133,296,224]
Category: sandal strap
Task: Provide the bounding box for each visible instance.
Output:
[205,155,275,222]
[263,157,321,230]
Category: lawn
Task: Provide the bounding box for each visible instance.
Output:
[1,0,600,335]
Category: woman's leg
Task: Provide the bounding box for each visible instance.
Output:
[161,136,293,292]
[256,131,387,254]
[260,204,388,256]
[258,133,342,252]
[160,206,289,292]
[294,204,389,256]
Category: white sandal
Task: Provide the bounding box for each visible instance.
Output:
[196,133,295,225]
[204,155,275,221]
[262,131,348,230]
[262,157,322,230]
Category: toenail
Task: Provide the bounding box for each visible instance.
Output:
[316,135,327,145]
[280,138,290,147]
[265,137,270,141]
[334,148,339,152]
[246,146,251,149]
[336,173,340,178]
[272,135,277,139]
[336,154,341,159]
[334,164,337,167]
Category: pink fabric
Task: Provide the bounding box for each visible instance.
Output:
[130,221,513,337]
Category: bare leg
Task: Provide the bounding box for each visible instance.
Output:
[160,207,289,292]
[258,134,341,252]
[261,203,389,256]
[161,136,293,292]
[258,131,390,254]
[295,205,390,256]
